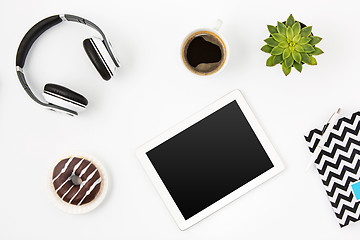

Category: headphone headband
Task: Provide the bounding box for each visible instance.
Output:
[16,14,119,68]
[15,14,119,116]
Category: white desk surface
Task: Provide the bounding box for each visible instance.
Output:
[1,0,360,239]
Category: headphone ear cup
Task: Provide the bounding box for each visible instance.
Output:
[43,83,88,113]
[83,38,112,81]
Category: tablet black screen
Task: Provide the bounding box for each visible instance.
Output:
[146,100,274,220]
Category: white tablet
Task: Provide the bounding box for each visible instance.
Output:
[135,90,284,230]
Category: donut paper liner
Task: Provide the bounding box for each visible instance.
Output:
[48,152,109,214]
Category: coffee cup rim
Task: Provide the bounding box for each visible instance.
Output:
[181,28,229,76]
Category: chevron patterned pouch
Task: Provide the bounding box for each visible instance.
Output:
[305,111,360,227]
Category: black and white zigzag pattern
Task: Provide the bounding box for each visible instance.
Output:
[305,111,360,227]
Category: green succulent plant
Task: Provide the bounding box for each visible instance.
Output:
[261,14,323,76]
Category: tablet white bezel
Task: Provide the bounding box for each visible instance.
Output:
[135,89,285,230]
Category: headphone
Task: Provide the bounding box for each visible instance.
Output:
[16,14,120,116]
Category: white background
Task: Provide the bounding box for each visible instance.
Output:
[1,0,359,239]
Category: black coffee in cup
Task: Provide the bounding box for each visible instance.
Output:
[182,31,226,75]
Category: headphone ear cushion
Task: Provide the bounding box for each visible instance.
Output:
[83,38,112,81]
[43,84,88,111]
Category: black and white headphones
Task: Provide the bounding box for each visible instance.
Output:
[16,14,120,116]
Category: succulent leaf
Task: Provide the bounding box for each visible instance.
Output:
[309,56,317,65]
[283,48,291,59]
[301,53,311,64]
[292,50,302,63]
[272,33,287,42]
[273,55,283,65]
[282,63,291,76]
[277,22,287,36]
[262,14,322,76]
[261,45,273,53]
[293,34,301,43]
[278,41,288,48]
[298,37,311,45]
[271,46,284,55]
[293,61,303,72]
[286,14,295,27]
[267,25,278,34]
[292,22,301,35]
[302,44,315,53]
[311,47,324,55]
[309,36,322,45]
[300,26,312,37]
[285,55,294,68]
[286,27,294,40]
[295,44,304,52]
[264,38,279,47]
[266,55,275,66]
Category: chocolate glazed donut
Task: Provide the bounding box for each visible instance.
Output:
[52,157,102,206]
